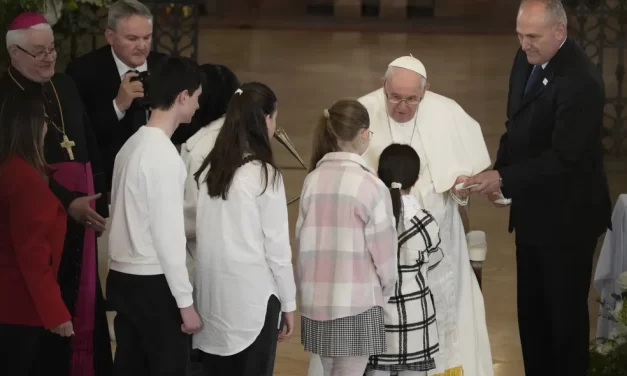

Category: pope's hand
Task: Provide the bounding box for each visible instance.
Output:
[466,170,502,195]
[452,175,471,198]
[68,194,107,232]
[115,71,144,112]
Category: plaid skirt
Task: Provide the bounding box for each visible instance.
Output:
[301,306,386,357]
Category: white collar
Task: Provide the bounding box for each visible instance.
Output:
[111,47,148,78]
[541,39,566,69]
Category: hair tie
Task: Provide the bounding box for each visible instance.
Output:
[234,88,243,95]
[323,109,329,119]
[391,182,402,189]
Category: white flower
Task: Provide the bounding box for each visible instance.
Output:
[43,0,64,26]
[619,271,627,291]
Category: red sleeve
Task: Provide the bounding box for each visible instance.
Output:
[9,174,71,330]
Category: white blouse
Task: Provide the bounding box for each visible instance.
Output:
[192,160,297,356]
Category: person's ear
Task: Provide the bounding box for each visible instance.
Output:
[105,29,115,46]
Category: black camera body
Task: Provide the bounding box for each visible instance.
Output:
[130,70,151,107]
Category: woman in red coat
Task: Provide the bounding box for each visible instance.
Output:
[0,90,73,376]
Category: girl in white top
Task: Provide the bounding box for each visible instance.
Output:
[192,82,297,376]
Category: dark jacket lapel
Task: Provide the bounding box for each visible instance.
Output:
[512,38,573,116]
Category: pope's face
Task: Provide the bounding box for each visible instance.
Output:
[516,2,565,65]
[106,15,153,68]
[383,68,426,123]
[10,28,56,83]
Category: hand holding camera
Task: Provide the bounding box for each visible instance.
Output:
[115,71,145,112]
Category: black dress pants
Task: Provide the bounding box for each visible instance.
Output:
[201,295,282,376]
[0,324,43,376]
[106,270,190,376]
[516,235,598,376]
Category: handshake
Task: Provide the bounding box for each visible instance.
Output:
[451,171,511,207]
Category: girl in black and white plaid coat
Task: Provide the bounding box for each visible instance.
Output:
[366,144,442,376]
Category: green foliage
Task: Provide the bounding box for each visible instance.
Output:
[589,340,627,376]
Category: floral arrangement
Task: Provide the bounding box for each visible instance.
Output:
[589,271,627,376]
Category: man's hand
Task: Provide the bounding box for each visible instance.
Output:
[451,175,471,199]
[278,311,294,342]
[488,191,509,208]
[180,305,202,334]
[115,71,144,112]
[466,170,502,196]
[50,321,74,337]
[68,194,107,232]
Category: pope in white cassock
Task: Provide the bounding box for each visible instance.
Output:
[307,56,494,376]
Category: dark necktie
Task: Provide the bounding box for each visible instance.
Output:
[524,65,543,95]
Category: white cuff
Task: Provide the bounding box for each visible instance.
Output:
[113,99,125,120]
[281,300,297,313]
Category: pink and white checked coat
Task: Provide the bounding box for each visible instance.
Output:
[296,152,398,321]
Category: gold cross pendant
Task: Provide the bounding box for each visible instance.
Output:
[60,134,75,161]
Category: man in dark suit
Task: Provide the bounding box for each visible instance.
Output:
[66,0,200,191]
[466,0,612,375]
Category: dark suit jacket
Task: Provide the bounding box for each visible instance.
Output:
[66,46,203,190]
[494,38,612,246]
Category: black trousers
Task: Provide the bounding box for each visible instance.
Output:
[0,324,43,376]
[106,270,190,376]
[516,235,598,376]
[200,295,281,376]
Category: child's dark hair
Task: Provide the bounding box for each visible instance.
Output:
[147,56,205,110]
[377,144,421,228]
[194,82,279,199]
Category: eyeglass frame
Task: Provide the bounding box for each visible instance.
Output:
[382,80,422,106]
[16,45,57,62]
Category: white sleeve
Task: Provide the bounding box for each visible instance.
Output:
[113,99,126,120]
[258,173,297,312]
[145,154,194,308]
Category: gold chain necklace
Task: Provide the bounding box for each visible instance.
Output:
[8,67,76,160]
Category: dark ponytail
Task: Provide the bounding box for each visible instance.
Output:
[377,144,421,228]
[194,82,279,199]
[309,99,370,172]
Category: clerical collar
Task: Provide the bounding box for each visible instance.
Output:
[111,47,147,78]
[7,65,46,91]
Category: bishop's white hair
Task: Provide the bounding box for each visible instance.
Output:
[5,23,52,51]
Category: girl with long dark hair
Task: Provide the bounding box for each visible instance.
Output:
[366,143,442,376]
[296,99,398,376]
[0,91,73,376]
[192,82,297,376]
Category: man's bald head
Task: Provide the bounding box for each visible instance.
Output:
[516,0,567,65]
[381,66,428,123]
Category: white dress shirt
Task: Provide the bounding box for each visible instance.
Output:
[192,160,297,356]
[108,126,193,308]
[111,47,148,121]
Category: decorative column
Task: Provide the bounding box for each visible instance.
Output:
[564,0,626,157]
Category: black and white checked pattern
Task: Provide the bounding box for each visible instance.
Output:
[301,306,386,357]
[367,209,442,372]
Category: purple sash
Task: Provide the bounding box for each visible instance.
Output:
[49,161,96,376]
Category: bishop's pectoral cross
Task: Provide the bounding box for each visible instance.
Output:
[60,134,75,161]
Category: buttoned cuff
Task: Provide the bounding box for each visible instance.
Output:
[281,300,297,313]
[113,99,125,120]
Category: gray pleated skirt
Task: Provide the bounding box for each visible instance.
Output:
[301,306,386,357]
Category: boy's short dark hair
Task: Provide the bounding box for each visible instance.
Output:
[147,56,205,111]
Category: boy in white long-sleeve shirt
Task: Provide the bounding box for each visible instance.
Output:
[106,56,203,376]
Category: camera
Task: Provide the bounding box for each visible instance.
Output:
[130,71,151,107]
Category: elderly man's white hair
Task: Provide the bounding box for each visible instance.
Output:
[519,0,568,26]
[5,23,52,52]
[384,66,427,89]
